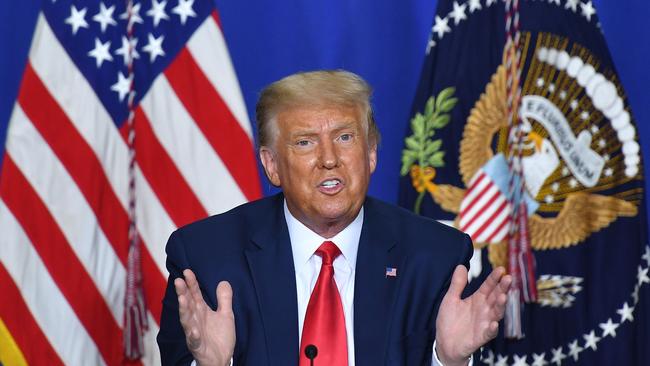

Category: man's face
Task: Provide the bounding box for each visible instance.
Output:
[259,104,377,237]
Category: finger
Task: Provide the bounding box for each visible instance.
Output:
[216,281,234,315]
[478,266,505,296]
[485,320,499,340]
[183,269,204,304]
[446,265,468,299]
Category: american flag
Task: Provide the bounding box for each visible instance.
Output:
[0,0,261,364]
[385,267,397,277]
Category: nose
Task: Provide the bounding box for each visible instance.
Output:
[319,140,339,169]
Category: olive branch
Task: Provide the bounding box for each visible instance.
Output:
[400,87,457,213]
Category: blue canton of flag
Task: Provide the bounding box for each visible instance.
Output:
[399,0,650,364]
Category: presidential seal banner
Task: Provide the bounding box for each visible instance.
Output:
[399,1,650,364]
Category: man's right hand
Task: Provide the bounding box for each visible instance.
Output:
[174,269,235,366]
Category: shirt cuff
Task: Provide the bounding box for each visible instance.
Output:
[432,340,473,366]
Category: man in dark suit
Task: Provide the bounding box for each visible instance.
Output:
[157,70,511,366]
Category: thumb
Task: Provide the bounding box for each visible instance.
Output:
[446,265,468,299]
[215,281,233,314]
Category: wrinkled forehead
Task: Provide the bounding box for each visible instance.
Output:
[270,102,369,137]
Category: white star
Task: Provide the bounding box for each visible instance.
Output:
[617,302,634,323]
[599,318,620,338]
[637,266,650,285]
[432,15,451,39]
[65,5,89,35]
[548,0,560,5]
[115,36,140,66]
[469,0,482,13]
[495,355,509,366]
[583,330,601,351]
[550,346,566,365]
[643,245,650,266]
[569,178,578,188]
[513,354,529,366]
[536,77,545,88]
[580,111,589,120]
[570,99,579,110]
[531,352,548,366]
[426,38,436,54]
[581,1,596,21]
[87,38,113,67]
[633,284,640,304]
[92,2,116,33]
[142,33,166,62]
[111,72,132,102]
[598,138,606,148]
[545,195,554,204]
[551,182,560,192]
[172,0,197,25]
[483,350,495,365]
[565,0,579,12]
[449,1,467,25]
[147,0,170,27]
[487,0,498,6]
[120,3,144,28]
[568,339,583,361]
[559,90,567,100]
[548,83,556,93]
[604,168,613,177]
[590,124,599,134]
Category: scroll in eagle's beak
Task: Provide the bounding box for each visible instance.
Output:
[527,131,544,152]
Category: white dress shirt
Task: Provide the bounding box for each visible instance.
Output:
[284,201,461,366]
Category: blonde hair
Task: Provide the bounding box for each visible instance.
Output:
[255,70,380,148]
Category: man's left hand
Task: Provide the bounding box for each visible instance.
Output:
[435,265,512,366]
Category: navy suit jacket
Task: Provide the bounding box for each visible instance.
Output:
[157,193,472,365]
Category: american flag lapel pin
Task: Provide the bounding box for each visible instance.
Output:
[385,267,397,278]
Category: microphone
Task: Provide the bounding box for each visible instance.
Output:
[304,344,318,366]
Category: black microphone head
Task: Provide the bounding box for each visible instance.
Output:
[304,344,318,359]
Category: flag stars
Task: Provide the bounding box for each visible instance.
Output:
[111,72,133,102]
[120,3,144,28]
[115,36,140,66]
[432,15,451,39]
[87,38,113,67]
[512,354,528,366]
[469,0,482,13]
[642,246,650,266]
[142,33,166,62]
[531,352,547,366]
[147,0,170,27]
[637,266,650,285]
[426,38,436,54]
[617,302,634,323]
[567,340,583,362]
[581,1,596,21]
[599,318,619,338]
[172,0,197,25]
[632,284,640,304]
[92,2,116,33]
[548,0,560,5]
[65,5,89,35]
[449,1,467,25]
[486,0,498,6]
[494,355,508,366]
[483,350,495,365]
[583,330,601,351]
[550,346,566,365]
[565,0,579,12]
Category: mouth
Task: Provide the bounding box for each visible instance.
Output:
[317,178,344,194]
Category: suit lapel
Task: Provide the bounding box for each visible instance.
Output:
[354,199,402,365]
[245,195,299,366]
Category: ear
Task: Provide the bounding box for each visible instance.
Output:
[259,147,281,187]
[368,142,377,174]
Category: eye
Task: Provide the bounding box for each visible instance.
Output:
[296,139,311,147]
[338,133,353,142]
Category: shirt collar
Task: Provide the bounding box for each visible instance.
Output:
[284,199,363,274]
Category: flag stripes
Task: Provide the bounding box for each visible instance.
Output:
[0,3,260,364]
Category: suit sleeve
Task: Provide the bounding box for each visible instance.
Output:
[156,230,195,366]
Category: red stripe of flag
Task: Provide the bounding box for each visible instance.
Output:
[0,155,135,366]
[471,199,509,240]
[460,188,501,232]
[460,175,493,218]
[0,263,64,366]
[165,47,262,201]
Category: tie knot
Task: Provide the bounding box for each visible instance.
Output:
[316,241,341,265]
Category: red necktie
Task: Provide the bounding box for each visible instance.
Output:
[299,241,348,366]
